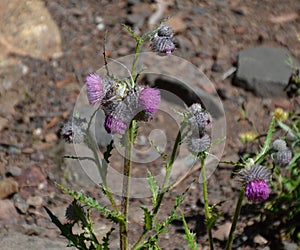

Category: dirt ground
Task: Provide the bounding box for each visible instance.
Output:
[1,1,300,249]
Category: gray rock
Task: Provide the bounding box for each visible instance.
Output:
[234,46,296,97]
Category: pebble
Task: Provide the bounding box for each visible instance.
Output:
[0,177,19,199]
[13,193,29,214]
[0,199,19,224]
[6,166,22,177]
[27,196,44,207]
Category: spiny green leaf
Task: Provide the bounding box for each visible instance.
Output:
[56,184,125,225]
[180,209,198,250]
[141,206,154,232]
[44,206,87,249]
[253,116,276,163]
[147,171,159,207]
[102,228,115,250]
[205,213,223,230]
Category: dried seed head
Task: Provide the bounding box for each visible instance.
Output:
[60,117,87,144]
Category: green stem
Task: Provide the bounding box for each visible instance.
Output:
[225,188,245,250]
[132,125,185,250]
[201,154,214,250]
[153,124,183,214]
[131,40,143,82]
[120,121,136,250]
[85,132,119,213]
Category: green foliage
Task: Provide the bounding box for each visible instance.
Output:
[266,113,300,242]
[147,171,159,208]
[141,207,154,232]
[57,184,125,225]
[180,209,198,250]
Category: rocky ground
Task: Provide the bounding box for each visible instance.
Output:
[0,0,300,249]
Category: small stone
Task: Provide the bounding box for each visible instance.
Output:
[44,133,58,142]
[0,199,19,224]
[0,177,19,199]
[211,61,223,72]
[13,193,29,214]
[253,234,268,245]
[212,222,231,241]
[6,166,22,177]
[27,196,43,207]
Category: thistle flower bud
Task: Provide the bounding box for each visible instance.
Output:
[272,139,287,151]
[187,103,212,133]
[151,36,175,55]
[157,25,173,37]
[65,201,84,223]
[239,165,271,202]
[60,117,87,144]
[273,149,292,167]
[187,133,211,154]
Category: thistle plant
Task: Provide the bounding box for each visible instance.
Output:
[44,19,297,250]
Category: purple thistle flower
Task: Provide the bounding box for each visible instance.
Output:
[245,180,270,202]
[139,88,161,115]
[239,165,271,202]
[86,73,104,105]
[60,117,87,144]
[151,36,175,55]
[104,115,127,134]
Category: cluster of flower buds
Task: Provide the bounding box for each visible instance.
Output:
[186,103,212,154]
[272,139,292,167]
[151,25,176,55]
[239,164,271,202]
[86,73,161,134]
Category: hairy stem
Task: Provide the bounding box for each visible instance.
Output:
[201,154,214,250]
[120,121,136,250]
[225,188,245,250]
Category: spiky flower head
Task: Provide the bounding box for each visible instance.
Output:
[187,103,212,133]
[239,165,271,202]
[273,149,292,167]
[60,117,87,144]
[65,201,85,223]
[157,25,173,37]
[104,115,127,134]
[187,133,211,154]
[139,88,161,115]
[86,73,116,105]
[151,36,175,55]
[86,73,104,105]
[272,139,287,151]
